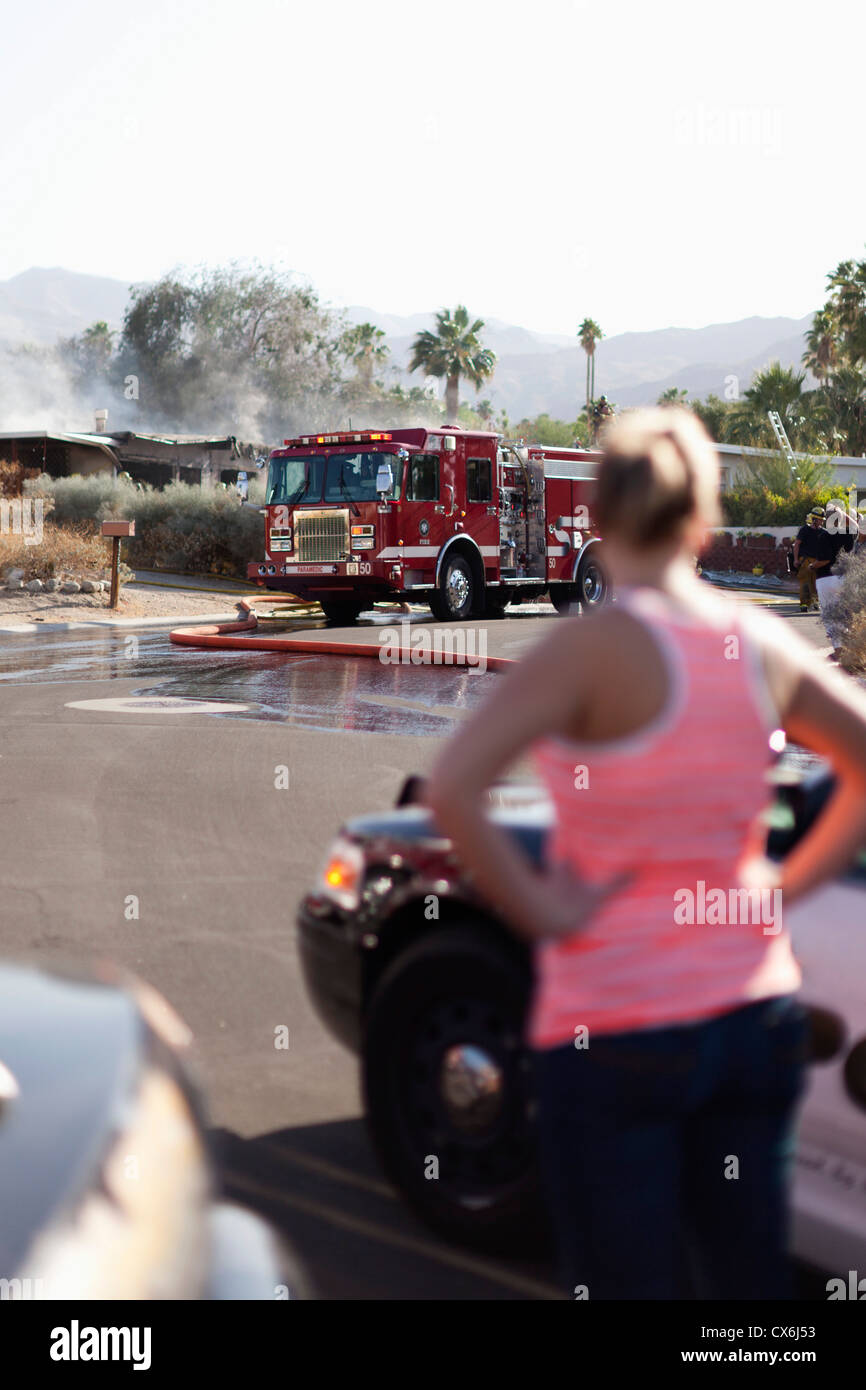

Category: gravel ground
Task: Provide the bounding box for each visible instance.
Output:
[0,584,251,626]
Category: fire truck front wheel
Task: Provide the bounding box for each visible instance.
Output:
[319,599,366,625]
[429,553,477,622]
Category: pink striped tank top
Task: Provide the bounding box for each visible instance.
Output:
[529,586,801,1048]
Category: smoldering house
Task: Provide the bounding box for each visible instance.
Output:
[0,412,264,488]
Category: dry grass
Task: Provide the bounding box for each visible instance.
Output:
[0,523,112,583]
[0,459,44,497]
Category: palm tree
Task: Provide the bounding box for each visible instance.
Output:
[658,387,689,407]
[409,306,496,421]
[726,361,821,450]
[578,318,603,413]
[826,258,866,365]
[340,322,389,390]
[817,366,866,456]
[802,309,838,385]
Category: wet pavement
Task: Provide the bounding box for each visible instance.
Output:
[0,599,835,763]
[0,621,498,736]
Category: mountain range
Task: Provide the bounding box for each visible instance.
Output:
[0,267,816,421]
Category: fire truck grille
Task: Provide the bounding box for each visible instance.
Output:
[295,510,351,562]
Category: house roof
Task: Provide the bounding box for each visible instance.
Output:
[0,430,121,446]
[111,432,237,449]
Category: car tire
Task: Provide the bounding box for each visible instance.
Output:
[363,925,545,1253]
[319,600,365,625]
[429,554,476,621]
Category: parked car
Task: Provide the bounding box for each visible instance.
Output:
[0,962,308,1299]
[298,765,866,1271]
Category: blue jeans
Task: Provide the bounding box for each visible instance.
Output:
[531,995,808,1300]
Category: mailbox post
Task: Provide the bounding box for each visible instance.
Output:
[101,520,135,610]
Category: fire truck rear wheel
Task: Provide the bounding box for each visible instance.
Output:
[429,554,476,621]
[319,599,365,625]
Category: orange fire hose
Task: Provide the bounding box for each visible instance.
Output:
[169,601,515,672]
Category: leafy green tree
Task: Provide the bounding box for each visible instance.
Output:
[373,382,445,429]
[690,393,735,442]
[513,413,588,446]
[59,320,116,391]
[578,318,603,410]
[116,278,197,420]
[408,306,496,421]
[114,265,341,436]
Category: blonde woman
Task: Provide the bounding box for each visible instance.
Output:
[427,409,866,1300]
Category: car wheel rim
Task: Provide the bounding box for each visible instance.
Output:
[398,997,530,1198]
[439,1044,505,1133]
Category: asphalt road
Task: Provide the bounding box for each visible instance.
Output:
[0,596,831,1299]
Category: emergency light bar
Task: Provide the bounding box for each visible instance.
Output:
[286,431,393,446]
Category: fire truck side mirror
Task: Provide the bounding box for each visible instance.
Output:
[376,463,394,495]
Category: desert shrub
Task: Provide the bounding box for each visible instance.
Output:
[24,471,139,524]
[121,481,263,576]
[22,473,265,577]
[839,612,866,673]
[822,548,866,670]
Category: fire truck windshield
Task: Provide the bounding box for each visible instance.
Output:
[266,452,403,505]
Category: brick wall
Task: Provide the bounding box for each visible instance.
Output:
[700,531,791,577]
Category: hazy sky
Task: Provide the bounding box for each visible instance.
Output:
[2,0,863,338]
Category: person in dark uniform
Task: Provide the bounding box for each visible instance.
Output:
[793,507,835,611]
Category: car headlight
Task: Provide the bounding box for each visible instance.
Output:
[319,838,365,911]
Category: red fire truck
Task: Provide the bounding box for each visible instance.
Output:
[247,427,606,622]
